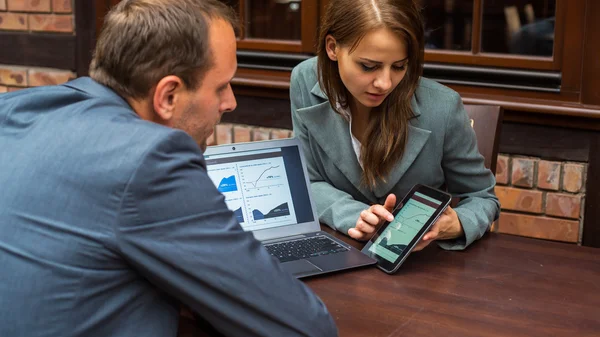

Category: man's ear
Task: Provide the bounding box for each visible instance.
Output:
[153,75,186,122]
[325,35,338,61]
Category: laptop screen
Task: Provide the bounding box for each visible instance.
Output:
[204,140,316,235]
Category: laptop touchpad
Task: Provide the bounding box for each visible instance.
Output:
[282,260,322,276]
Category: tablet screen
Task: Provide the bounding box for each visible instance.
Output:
[367,191,442,263]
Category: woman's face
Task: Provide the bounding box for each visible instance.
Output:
[327,27,408,113]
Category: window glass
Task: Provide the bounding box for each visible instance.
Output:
[245,0,302,40]
[481,0,556,56]
[421,0,474,51]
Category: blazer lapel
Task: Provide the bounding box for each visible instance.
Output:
[372,97,431,198]
[296,84,378,202]
[300,83,432,201]
[371,123,431,198]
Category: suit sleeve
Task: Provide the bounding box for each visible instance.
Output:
[290,67,368,235]
[114,131,338,337]
[439,92,501,250]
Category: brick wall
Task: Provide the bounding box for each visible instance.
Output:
[207,123,294,146]
[0,0,76,91]
[493,154,586,244]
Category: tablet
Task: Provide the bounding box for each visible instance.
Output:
[361,184,452,274]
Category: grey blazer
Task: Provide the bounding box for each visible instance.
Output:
[290,57,500,250]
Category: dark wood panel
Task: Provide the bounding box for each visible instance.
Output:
[581,0,600,106]
[75,0,98,77]
[503,110,600,132]
[300,0,319,53]
[498,122,591,162]
[471,0,482,53]
[237,39,301,53]
[560,0,585,93]
[583,133,600,247]
[95,0,113,39]
[424,50,557,71]
[0,32,76,70]
[222,95,292,129]
[445,94,600,120]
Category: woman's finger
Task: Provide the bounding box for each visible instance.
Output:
[368,205,394,222]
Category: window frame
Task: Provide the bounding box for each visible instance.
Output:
[422,0,565,71]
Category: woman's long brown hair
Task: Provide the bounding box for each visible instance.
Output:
[317,0,424,188]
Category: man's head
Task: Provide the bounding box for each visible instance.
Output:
[90,0,238,150]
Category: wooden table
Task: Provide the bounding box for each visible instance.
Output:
[305,228,600,337]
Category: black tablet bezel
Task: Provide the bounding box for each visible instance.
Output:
[361,184,452,274]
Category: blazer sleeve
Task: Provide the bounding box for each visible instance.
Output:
[290,67,369,235]
[439,92,501,250]
[114,131,338,337]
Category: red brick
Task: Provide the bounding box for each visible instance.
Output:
[7,0,51,12]
[562,163,585,193]
[0,66,27,86]
[511,157,535,188]
[8,86,23,92]
[215,124,233,145]
[52,0,71,13]
[497,212,579,243]
[537,160,560,191]
[0,0,6,11]
[495,155,509,185]
[545,193,581,219]
[233,125,252,143]
[29,14,73,32]
[28,68,74,86]
[0,12,27,30]
[495,186,543,214]
[252,128,271,141]
[270,129,292,140]
[0,85,6,92]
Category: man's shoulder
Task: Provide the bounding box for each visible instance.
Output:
[2,79,198,172]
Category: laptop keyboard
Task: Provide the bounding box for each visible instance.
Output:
[265,236,349,263]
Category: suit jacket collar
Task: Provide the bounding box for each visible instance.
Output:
[63,77,135,114]
[306,81,430,200]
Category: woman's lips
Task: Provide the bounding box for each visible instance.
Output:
[366,92,386,101]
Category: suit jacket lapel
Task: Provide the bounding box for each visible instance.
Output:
[302,83,432,201]
[372,97,431,198]
[371,123,431,198]
[297,84,377,202]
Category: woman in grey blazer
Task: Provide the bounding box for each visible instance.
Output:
[290,0,500,251]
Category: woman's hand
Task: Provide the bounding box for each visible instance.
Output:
[412,206,464,251]
[348,194,396,241]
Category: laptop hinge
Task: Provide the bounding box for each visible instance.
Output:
[261,234,308,244]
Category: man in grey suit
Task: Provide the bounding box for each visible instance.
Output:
[0,1,337,336]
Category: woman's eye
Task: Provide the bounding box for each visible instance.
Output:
[361,64,377,72]
[393,64,407,71]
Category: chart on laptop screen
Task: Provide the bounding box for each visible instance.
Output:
[206,149,298,231]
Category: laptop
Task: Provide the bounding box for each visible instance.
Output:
[203,138,376,278]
